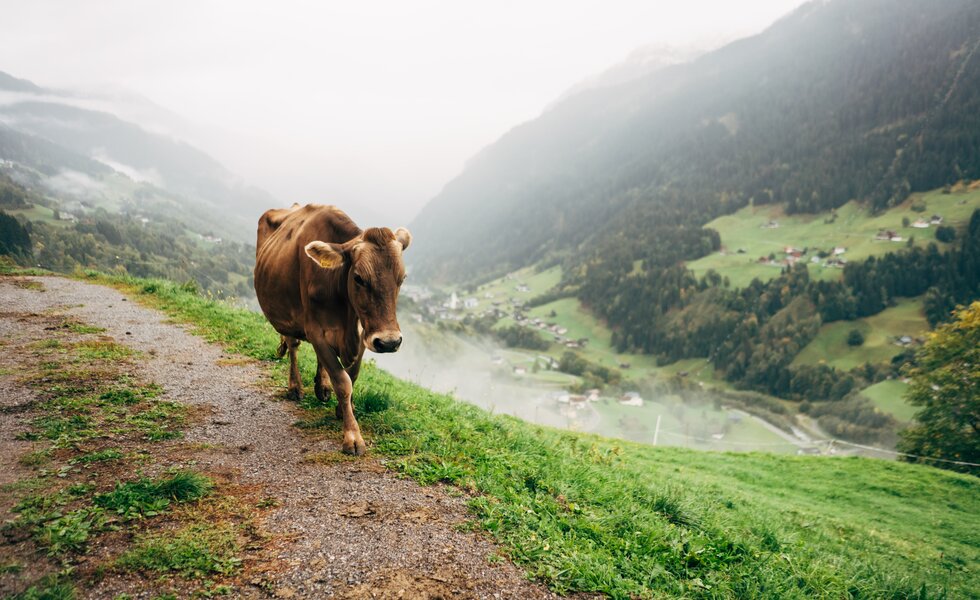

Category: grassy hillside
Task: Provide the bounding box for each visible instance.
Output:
[687,185,980,288]
[861,380,918,423]
[79,271,978,599]
[793,297,929,371]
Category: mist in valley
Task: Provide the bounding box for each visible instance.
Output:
[370,322,573,429]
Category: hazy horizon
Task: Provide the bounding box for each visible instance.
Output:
[1,0,806,225]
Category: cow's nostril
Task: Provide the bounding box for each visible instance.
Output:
[372,337,402,353]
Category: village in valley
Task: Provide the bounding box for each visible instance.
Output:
[396,265,828,457]
[391,188,980,454]
[748,213,945,269]
[400,271,657,427]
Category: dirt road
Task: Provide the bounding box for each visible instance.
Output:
[0,276,564,599]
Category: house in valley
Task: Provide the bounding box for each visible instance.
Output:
[619,391,644,407]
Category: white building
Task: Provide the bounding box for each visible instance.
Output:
[619,391,644,407]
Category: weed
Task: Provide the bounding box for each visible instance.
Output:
[70,448,124,464]
[255,497,279,509]
[36,506,107,555]
[32,339,62,350]
[65,322,105,334]
[7,574,75,600]
[94,472,212,519]
[19,448,53,467]
[117,521,242,578]
[125,401,185,441]
[72,340,136,362]
[28,414,96,446]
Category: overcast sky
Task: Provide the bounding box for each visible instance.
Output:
[1,0,806,224]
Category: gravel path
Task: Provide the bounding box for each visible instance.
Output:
[0,276,565,599]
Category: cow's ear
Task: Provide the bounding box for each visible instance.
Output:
[394,227,412,251]
[304,241,345,269]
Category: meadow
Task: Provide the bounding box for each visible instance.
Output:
[860,380,918,423]
[80,271,979,599]
[792,297,929,371]
[686,184,980,288]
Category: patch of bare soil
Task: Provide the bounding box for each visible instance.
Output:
[0,277,567,599]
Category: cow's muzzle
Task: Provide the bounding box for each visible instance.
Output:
[370,334,402,353]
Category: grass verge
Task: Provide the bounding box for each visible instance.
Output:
[0,292,268,598]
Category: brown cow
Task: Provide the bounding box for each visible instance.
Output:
[254,204,411,455]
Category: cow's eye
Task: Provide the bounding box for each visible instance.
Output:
[353,273,366,287]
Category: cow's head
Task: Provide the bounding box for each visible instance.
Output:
[304,227,411,353]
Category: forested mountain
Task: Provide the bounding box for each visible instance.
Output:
[0,72,275,240]
[0,170,256,299]
[0,71,273,297]
[410,0,980,282]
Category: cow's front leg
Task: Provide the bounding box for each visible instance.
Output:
[284,337,303,401]
[337,357,362,420]
[336,375,365,455]
[312,345,365,455]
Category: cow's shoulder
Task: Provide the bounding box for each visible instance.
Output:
[299,205,361,244]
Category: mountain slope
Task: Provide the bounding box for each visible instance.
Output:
[0,72,276,239]
[410,0,980,282]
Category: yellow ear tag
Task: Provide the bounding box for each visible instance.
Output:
[319,255,340,268]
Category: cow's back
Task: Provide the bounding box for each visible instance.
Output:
[253,204,361,339]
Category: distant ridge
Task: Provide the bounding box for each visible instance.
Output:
[410,0,980,283]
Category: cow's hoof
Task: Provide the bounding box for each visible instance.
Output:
[342,439,367,456]
[315,384,331,404]
[285,388,301,402]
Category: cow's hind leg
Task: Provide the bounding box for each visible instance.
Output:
[314,359,333,404]
[284,336,303,401]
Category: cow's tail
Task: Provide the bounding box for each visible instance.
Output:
[276,336,288,359]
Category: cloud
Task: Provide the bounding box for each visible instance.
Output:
[90,148,163,185]
[44,169,106,199]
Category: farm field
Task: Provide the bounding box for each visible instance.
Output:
[861,379,918,423]
[471,264,562,303]
[5,203,71,226]
[686,184,980,288]
[793,298,929,370]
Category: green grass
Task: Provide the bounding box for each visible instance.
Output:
[69,448,124,464]
[77,272,980,598]
[861,380,918,423]
[116,521,241,579]
[687,186,980,288]
[793,298,929,370]
[5,204,71,228]
[471,265,562,302]
[71,339,138,362]
[94,472,213,519]
[2,314,214,575]
[6,574,76,599]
